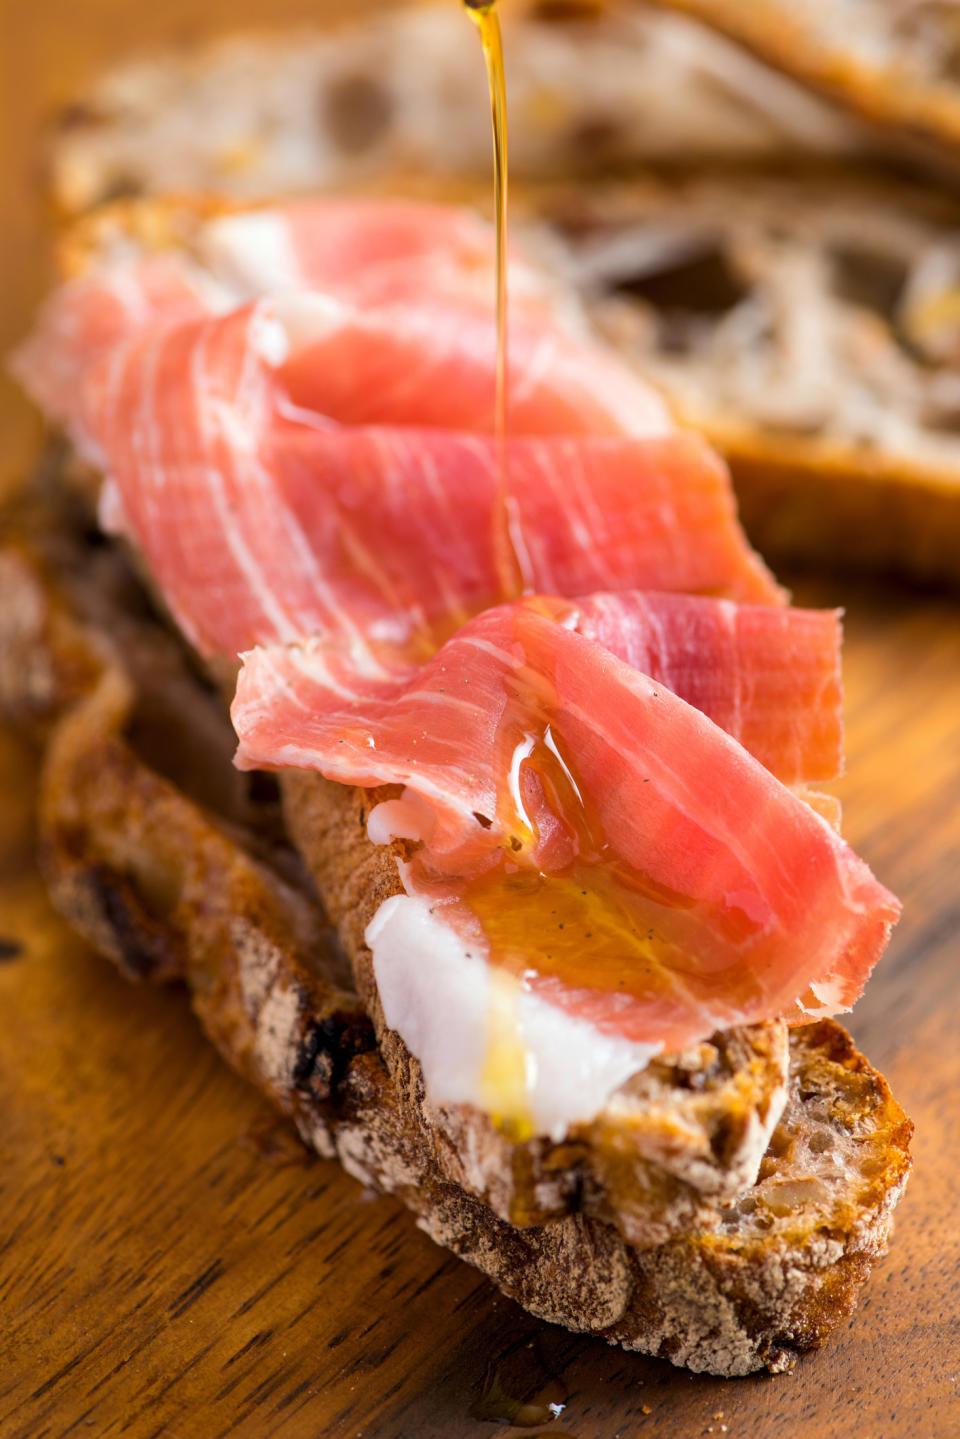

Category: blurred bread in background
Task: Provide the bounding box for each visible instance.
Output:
[38,0,960,584]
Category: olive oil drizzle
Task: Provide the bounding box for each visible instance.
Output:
[464,0,528,600]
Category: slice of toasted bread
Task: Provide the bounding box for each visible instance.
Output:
[0,473,913,1375]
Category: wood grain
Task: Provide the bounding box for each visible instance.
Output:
[2,570,959,1439]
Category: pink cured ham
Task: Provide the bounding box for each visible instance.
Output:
[229,589,842,787]
[17,276,672,445]
[571,592,842,784]
[274,293,672,437]
[9,252,213,435]
[67,304,780,660]
[233,603,897,1051]
[197,197,550,309]
[11,197,567,436]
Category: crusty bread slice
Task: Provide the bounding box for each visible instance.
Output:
[0,477,913,1375]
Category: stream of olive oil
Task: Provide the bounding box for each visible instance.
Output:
[463,0,533,1134]
[464,0,527,601]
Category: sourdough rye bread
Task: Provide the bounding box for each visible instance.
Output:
[0,479,913,1374]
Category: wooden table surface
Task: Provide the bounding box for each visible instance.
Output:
[2,3,960,1437]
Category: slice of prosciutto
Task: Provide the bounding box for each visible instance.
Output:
[57,303,779,660]
[233,603,896,1135]
[10,196,597,436]
[273,291,672,437]
[571,592,843,785]
[233,591,842,787]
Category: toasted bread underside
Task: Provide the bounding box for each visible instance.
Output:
[0,477,913,1375]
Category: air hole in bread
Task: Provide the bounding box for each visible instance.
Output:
[566,114,624,161]
[608,242,749,318]
[323,72,393,155]
[830,244,908,323]
[98,171,146,204]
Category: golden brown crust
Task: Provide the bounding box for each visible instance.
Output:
[719,432,960,586]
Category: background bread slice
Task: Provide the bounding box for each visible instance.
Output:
[531,170,960,584]
[650,0,960,171]
[46,0,853,218]
[0,475,913,1376]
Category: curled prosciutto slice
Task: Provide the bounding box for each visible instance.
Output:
[60,304,779,659]
[234,590,842,788]
[272,291,671,437]
[233,601,896,1136]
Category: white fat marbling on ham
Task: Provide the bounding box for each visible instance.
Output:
[199,211,305,298]
[365,890,660,1140]
[97,477,128,536]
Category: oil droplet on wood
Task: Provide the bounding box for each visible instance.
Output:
[238,1114,311,1168]
[469,1336,569,1427]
